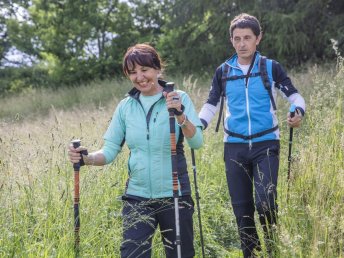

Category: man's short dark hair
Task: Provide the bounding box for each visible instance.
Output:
[229,13,262,38]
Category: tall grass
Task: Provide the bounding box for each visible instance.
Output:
[0,60,343,257]
[0,78,132,122]
[276,60,344,257]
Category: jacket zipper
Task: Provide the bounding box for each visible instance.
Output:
[244,58,256,150]
[245,82,252,149]
[136,95,164,197]
[137,96,163,140]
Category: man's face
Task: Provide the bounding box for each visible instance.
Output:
[231,28,261,65]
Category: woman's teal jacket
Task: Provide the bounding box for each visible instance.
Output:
[101,81,203,199]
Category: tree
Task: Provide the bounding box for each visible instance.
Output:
[156,0,237,73]
[0,0,33,67]
[1,0,344,93]
[24,0,139,85]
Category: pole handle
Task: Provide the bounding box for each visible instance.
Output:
[71,139,82,171]
[165,82,174,93]
[165,82,176,113]
[72,139,81,148]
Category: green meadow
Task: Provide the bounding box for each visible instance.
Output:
[0,59,343,257]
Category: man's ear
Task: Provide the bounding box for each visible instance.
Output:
[229,37,234,47]
[256,33,263,45]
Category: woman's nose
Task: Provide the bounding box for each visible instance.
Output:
[136,71,144,81]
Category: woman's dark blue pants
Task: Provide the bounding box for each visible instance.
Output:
[120,196,195,258]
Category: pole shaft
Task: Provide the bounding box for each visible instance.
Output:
[166,82,182,258]
[287,108,295,200]
[72,139,82,252]
[287,127,294,180]
[74,170,80,249]
[191,149,205,258]
[169,109,182,258]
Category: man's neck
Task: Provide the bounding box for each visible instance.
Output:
[237,57,253,65]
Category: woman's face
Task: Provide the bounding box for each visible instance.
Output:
[128,64,161,96]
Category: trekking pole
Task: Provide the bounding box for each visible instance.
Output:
[287,104,296,200]
[165,82,182,258]
[191,149,205,258]
[71,139,87,254]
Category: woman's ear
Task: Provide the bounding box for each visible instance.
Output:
[157,69,162,79]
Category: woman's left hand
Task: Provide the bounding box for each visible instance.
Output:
[163,91,182,113]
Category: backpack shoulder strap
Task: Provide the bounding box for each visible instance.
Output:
[260,56,277,110]
[215,63,230,132]
[220,63,230,95]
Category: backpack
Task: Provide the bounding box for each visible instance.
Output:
[215,56,277,134]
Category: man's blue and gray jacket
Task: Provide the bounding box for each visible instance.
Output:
[199,52,306,144]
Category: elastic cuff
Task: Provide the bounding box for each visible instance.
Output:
[295,107,305,116]
[200,118,208,130]
[79,149,88,166]
[173,104,185,116]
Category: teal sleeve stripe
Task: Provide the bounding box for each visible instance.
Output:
[102,139,122,164]
[102,99,126,164]
[178,90,204,149]
[185,127,203,149]
[179,90,203,128]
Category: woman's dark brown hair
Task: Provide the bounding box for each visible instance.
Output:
[123,43,164,76]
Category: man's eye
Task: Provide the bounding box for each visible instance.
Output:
[128,71,136,74]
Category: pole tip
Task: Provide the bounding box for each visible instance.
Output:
[71,139,81,148]
[165,82,175,93]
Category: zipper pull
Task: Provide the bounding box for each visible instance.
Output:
[153,112,158,123]
[147,128,150,140]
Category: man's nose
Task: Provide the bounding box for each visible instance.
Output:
[239,39,245,47]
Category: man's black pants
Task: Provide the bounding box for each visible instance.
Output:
[224,140,280,257]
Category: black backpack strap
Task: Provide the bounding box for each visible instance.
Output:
[226,72,261,81]
[260,56,277,110]
[215,63,229,132]
[224,125,279,140]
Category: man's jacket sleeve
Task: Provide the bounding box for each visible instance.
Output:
[199,66,223,129]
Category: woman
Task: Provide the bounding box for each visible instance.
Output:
[68,43,203,258]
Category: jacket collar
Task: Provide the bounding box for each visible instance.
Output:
[127,79,167,99]
[226,51,261,68]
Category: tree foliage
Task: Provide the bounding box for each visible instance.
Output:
[0,0,343,94]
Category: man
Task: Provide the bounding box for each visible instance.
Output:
[199,13,305,257]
